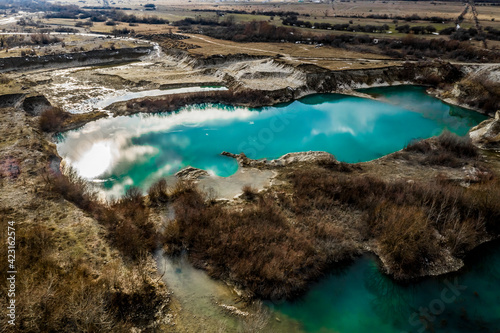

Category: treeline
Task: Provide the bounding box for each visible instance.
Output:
[484,26,500,41]
[47,9,169,24]
[83,6,132,10]
[283,16,390,33]
[111,27,135,35]
[394,24,437,34]
[366,13,450,23]
[191,8,304,17]
[183,21,498,62]
[0,33,61,49]
[172,16,226,27]
[0,0,80,13]
[189,8,449,23]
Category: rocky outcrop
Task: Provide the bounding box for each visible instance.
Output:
[0,93,53,116]
[221,151,336,168]
[469,111,500,149]
[107,88,297,116]
[22,95,52,116]
[0,47,154,73]
[303,62,463,93]
[175,166,210,180]
[0,93,25,108]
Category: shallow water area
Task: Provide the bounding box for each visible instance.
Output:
[155,251,244,331]
[56,86,486,198]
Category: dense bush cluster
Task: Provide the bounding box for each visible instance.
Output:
[191,8,302,17]
[163,181,358,300]
[30,33,61,45]
[111,27,134,35]
[366,13,450,23]
[0,34,61,50]
[289,164,499,277]
[395,24,437,34]
[38,107,69,132]
[484,26,500,41]
[450,28,481,41]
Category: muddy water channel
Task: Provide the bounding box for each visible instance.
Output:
[57,86,497,332]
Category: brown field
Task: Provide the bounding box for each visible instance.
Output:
[182,33,401,70]
[0,30,145,58]
[48,0,500,27]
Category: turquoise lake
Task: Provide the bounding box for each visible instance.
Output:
[56,85,486,197]
[271,240,500,333]
[56,85,499,332]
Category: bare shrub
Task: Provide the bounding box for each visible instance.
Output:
[147,178,169,205]
[164,187,326,299]
[45,167,97,212]
[436,130,478,159]
[39,107,69,132]
[404,139,432,154]
[241,184,258,201]
[371,203,440,277]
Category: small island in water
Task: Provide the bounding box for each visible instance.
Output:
[1,0,500,332]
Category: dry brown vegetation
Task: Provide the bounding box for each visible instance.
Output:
[147,178,169,205]
[1,172,165,331]
[45,170,159,260]
[455,73,500,116]
[38,107,69,132]
[0,223,161,332]
[163,181,359,300]
[19,170,168,331]
[39,107,106,133]
[404,130,479,167]
[0,221,166,332]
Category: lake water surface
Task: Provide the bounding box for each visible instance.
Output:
[56,86,486,198]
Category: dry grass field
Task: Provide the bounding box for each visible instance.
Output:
[47,0,500,26]
[182,33,399,70]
